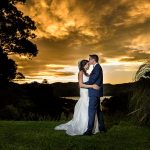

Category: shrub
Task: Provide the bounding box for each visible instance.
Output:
[129,61,150,126]
[0,105,20,120]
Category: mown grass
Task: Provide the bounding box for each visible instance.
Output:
[0,120,150,150]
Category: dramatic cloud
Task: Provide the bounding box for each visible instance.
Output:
[12,0,150,84]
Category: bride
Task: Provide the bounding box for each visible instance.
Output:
[54,60,100,136]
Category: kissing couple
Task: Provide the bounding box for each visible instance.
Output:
[54,54,106,136]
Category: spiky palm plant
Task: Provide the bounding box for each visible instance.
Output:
[129,60,150,126]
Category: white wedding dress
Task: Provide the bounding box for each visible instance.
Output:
[54,73,99,136]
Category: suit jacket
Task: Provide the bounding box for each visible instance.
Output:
[84,63,103,97]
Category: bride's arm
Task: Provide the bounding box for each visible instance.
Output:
[78,71,99,89]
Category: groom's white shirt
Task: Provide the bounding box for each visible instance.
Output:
[93,63,98,68]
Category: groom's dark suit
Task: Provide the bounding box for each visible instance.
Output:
[84,63,105,133]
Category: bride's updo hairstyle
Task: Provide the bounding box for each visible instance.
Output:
[78,60,89,76]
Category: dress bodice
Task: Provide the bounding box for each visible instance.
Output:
[80,73,89,97]
[83,73,89,82]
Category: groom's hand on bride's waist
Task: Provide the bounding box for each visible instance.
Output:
[92,84,100,90]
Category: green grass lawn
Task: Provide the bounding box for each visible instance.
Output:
[0,120,150,150]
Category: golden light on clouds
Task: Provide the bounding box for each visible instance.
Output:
[12,0,150,84]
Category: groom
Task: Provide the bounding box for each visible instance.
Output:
[83,54,106,136]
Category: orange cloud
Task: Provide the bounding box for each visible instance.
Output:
[12,0,150,84]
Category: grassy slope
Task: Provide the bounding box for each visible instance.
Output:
[0,121,150,150]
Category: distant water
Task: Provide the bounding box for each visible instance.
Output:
[61,96,112,101]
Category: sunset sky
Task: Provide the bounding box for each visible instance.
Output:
[12,0,150,84]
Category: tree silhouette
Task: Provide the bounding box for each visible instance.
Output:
[15,72,25,79]
[0,0,38,84]
[42,79,48,84]
[0,47,17,84]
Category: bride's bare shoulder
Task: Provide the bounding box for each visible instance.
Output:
[78,71,83,78]
[78,70,83,75]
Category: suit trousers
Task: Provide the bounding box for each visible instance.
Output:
[87,96,105,132]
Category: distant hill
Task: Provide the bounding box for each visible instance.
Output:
[0,81,135,120]
[50,82,134,97]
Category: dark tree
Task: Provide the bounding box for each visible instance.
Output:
[15,72,25,79]
[0,0,38,84]
[0,47,17,84]
[42,79,48,84]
